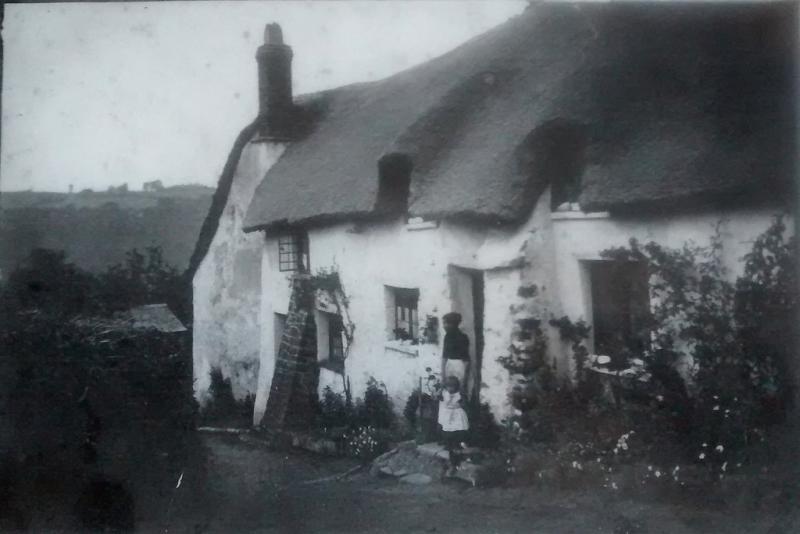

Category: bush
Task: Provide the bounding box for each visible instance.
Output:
[355,377,394,429]
[317,386,350,429]
[470,403,502,449]
[0,248,198,528]
[403,388,439,442]
[0,310,197,496]
[198,367,254,428]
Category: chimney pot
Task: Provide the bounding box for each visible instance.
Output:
[265,23,284,45]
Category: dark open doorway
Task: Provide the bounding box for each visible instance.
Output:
[447,266,485,407]
[469,270,485,408]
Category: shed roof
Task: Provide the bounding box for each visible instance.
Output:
[243,1,795,231]
[73,304,187,335]
[128,304,187,333]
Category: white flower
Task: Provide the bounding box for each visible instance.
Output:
[656,395,664,402]
[699,453,706,460]
[611,482,618,490]
[715,445,724,453]
[702,443,708,448]
[721,462,728,472]
[712,405,720,411]
[647,465,653,472]
[655,470,661,478]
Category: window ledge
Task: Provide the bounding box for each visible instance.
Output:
[405,218,439,231]
[384,340,419,356]
[551,211,610,221]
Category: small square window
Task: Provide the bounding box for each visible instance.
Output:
[386,286,419,341]
[278,232,309,272]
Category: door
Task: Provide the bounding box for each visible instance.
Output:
[447,266,485,407]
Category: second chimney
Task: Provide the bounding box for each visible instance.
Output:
[256,23,294,140]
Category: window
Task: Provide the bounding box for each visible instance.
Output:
[516,120,586,212]
[386,286,419,341]
[375,153,412,214]
[328,314,345,365]
[278,232,309,272]
[316,311,344,373]
[589,261,650,359]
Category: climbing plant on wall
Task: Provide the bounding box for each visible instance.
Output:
[310,266,356,400]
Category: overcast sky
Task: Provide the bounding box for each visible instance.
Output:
[1,1,526,192]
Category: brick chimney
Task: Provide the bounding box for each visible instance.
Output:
[256,23,294,140]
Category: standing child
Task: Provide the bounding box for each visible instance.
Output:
[438,376,469,475]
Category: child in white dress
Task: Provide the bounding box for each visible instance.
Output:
[438,376,469,474]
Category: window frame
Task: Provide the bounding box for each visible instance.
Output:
[587,259,650,359]
[277,231,309,273]
[387,286,420,342]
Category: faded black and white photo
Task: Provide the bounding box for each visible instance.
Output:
[1,1,799,532]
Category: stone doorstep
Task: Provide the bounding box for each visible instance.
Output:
[372,441,501,487]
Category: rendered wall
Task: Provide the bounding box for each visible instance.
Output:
[252,197,551,424]
[250,182,789,425]
[192,140,285,406]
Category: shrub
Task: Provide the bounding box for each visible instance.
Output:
[596,216,796,468]
[499,217,796,483]
[355,377,394,429]
[403,388,439,442]
[470,403,502,449]
[198,367,254,428]
[318,386,350,429]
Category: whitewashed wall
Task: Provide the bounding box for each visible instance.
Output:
[252,195,552,424]
[192,140,285,406]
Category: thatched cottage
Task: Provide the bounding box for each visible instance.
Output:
[188,2,795,426]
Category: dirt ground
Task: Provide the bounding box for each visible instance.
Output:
[126,433,794,534]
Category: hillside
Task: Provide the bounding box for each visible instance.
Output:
[0,185,214,276]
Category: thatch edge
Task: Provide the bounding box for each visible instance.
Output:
[183,119,262,288]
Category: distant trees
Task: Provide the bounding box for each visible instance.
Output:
[143,180,165,192]
[1,246,184,320]
[107,183,128,193]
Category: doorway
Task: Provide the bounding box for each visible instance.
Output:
[447,266,485,407]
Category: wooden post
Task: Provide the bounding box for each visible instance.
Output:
[418,376,423,435]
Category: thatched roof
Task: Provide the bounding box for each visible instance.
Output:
[242,1,795,231]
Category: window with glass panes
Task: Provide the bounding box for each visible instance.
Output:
[278,232,309,272]
[391,287,419,341]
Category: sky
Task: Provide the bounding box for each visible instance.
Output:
[1,1,526,192]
